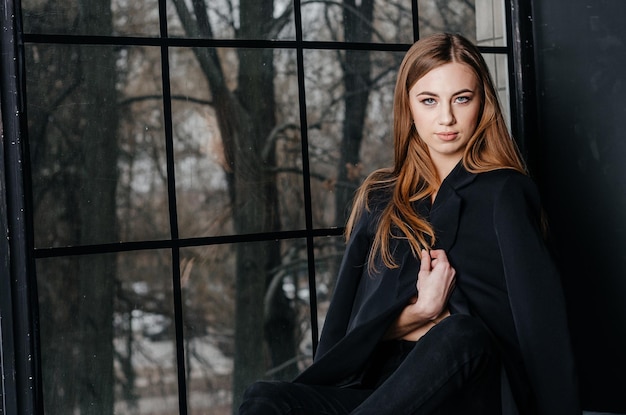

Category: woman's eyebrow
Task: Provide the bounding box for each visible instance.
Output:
[416,91,438,97]
[416,88,474,97]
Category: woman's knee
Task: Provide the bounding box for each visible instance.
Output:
[436,314,494,352]
[243,380,280,401]
[240,381,289,415]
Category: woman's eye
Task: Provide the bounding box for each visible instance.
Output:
[421,98,436,105]
[455,96,471,104]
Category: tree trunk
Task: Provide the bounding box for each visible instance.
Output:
[335,0,375,225]
[233,0,297,407]
[75,1,118,413]
[170,1,297,411]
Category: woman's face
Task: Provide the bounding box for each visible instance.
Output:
[408,62,481,174]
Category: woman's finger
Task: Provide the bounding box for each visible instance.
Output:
[429,249,449,263]
[419,249,431,272]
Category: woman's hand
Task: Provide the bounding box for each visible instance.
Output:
[384,249,455,341]
[415,249,456,319]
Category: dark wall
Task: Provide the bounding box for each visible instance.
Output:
[531,0,626,411]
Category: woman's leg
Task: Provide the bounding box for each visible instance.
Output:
[238,380,372,415]
[351,314,501,415]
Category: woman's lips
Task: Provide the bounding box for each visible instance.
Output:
[436,132,458,141]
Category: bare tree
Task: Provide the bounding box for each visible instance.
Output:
[69,1,119,414]
[335,0,375,224]
[169,0,298,409]
[23,0,119,412]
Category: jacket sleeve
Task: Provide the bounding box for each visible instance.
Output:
[314,205,373,360]
[493,174,581,414]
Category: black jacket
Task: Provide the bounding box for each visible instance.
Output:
[295,162,580,414]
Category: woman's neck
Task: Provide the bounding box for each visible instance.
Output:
[436,162,459,182]
[433,156,462,184]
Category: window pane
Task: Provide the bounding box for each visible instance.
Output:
[418,0,477,41]
[301,0,414,43]
[170,48,305,238]
[26,43,117,247]
[26,44,170,248]
[118,46,171,242]
[476,0,507,47]
[113,0,161,36]
[483,53,511,128]
[166,0,296,40]
[22,0,160,36]
[168,47,230,238]
[304,49,399,228]
[181,245,235,414]
[418,0,506,47]
[115,250,178,413]
[37,250,177,414]
[311,235,346,347]
[182,239,311,412]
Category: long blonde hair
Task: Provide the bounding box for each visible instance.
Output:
[346,33,526,270]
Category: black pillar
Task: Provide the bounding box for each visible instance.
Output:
[532,0,626,411]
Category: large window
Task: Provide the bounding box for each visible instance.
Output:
[5,0,522,413]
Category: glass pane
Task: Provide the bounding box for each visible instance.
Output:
[181,239,311,413]
[476,0,507,47]
[168,47,230,238]
[117,46,171,242]
[483,53,511,128]
[22,0,160,36]
[26,44,170,248]
[37,250,177,414]
[301,0,414,43]
[171,48,305,237]
[166,0,295,40]
[418,0,477,41]
[304,49,399,228]
[180,245,235,414]
[115,250,178,413]
[311,235,346,352]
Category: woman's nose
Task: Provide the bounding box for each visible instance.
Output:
[438,103,455,125]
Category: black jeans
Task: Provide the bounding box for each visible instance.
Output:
[238,314,502,415]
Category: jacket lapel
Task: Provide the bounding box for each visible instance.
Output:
[430,162,477,251]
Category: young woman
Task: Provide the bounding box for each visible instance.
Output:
[239,33,580,415]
